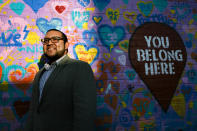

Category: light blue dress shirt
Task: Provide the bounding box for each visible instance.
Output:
[39,55,67,102]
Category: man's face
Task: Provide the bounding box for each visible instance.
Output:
[43,30,68,60]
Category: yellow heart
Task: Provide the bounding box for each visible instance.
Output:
[75,44,98,64]
[106,8,120,25]
[123,11,137,24]
[94,17,101,23]
[103,53,111,61]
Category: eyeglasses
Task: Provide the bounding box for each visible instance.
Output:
[41,37,64,45]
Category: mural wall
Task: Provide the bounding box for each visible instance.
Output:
[0,0,197,130]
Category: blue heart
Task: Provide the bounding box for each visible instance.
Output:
[36,18,62,34]
[9,2,25,16]
[23,0,48,13]
[78,0,90,7]
[72,10,90,29]
[180,84,192,102]
[137,2,154,17]
[153,0,168,12]
[98,24,125,51]
[82,29,98,45]
[93,0,110,11]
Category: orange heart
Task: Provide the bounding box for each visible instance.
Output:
[9,64,39,94]
[104,94,118,110]
[132,98,150,116]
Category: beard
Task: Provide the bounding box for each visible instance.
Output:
[44,48,65,64]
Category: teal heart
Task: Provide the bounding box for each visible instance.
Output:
[72,10,90,29]
[122,0,130,4]
[137,1,154,17]
[193,14,197,22]
[153,0,168,12]
[98,24,125,51]
[9,2,25,16]
[125,70,136,80]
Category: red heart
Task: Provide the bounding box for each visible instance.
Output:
[0,64,2,81]
[13,100,30,118]
[55,5,66,14]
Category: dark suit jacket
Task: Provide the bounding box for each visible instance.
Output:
[24,55,96,131]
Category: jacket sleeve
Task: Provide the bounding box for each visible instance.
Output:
[73,62,97,131]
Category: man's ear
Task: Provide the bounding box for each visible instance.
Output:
[65,42,69,50]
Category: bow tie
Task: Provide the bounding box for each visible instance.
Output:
[44,63,56,70]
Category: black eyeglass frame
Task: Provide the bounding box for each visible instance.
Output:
[41,37,64,45]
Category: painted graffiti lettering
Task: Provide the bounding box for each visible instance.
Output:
[0,32,22,47]
[17,45,43,53]
[137,14,176,28]
[136,35,183,76]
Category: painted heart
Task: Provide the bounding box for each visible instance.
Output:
[104,94,118,110]
[23,0,48,13]
[125,69,136,80]
[123,11,137,24]
[82,29,98,45]
[9,63,39,94]
[93,0,110,11]
[55,5,66,14]
[98,24,125,51]
[9,2,25,16]
[103,53,111,61]
[78,0,90,7]
[36,18,62,34]
[193,14,197,21]
[51,1,69,15]
[13,100,30,119]
[132,97,150,116]
[92,16,103,25]
[125,23,137,34]
[106,61,121,77]
[118,55,126,66]
[0,62,4,82]
[137,1,154,17]
[106,8,120,25]
[180,84,192,102]
[153,0,168,12]
[72,10,90,29]
[122,0,130,4]
[119,40,129,52]
[110,81,120,93]
[73,43,99,65]
[171,93,186,117]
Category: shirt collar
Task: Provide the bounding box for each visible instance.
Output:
[44,54,67,70]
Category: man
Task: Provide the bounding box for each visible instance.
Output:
[24,29,96,131]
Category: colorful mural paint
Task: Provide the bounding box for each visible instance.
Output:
[0,0,197,130]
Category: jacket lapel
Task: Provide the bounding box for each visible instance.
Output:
[38,55,72,105]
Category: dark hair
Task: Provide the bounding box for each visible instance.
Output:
[46,29,68,44]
